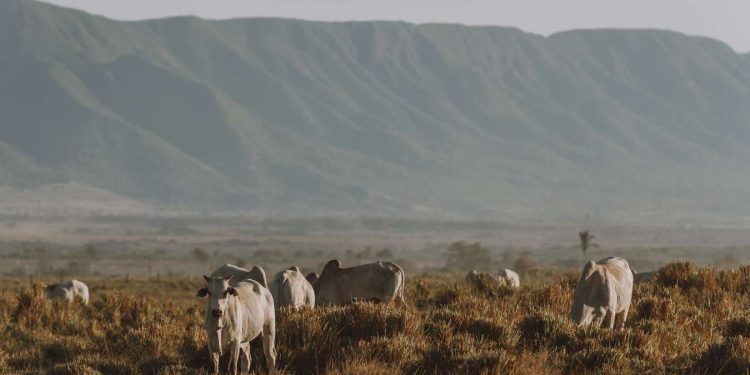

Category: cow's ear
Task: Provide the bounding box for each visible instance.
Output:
[197,288,209,297]
[227,287,238,296]
[323,259,340,274]
[203,275,210,282]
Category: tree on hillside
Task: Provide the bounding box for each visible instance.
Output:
[192,247,209,262]
[444,241,492,272]
[578,231,599,256]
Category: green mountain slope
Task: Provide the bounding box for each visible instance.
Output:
[1,0,750,219]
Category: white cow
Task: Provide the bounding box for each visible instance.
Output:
[311,260,406,306]
[211,263,268,288]
[269,267,315,310]
[45,279,89,304]
[197,275,276,375]
[496,269,520,288]
[465,270,496,286]
[571,257,634,330]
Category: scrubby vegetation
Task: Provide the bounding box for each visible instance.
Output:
[1,263,750,374]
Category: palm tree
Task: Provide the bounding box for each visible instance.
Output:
[578,231,599,256]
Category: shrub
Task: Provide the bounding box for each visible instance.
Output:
[655,262,713,291]
[518,309,575,351]
[632,296,673,321]
[444,242,492,273]
[726,316,750,338]
[694,337,750,374]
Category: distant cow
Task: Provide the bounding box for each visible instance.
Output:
[269,267,315,310]
[571,257,633,330]
[496,269,520,288]
[211,263,268,288]
[197,274,276,375]
[465,270,497,287]
[45,279,89,304]
[311,260,406,306]
[466,270,520,289]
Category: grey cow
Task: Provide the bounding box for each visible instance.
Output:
[310,260,406,306]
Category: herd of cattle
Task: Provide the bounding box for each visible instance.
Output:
[42,256,649,374]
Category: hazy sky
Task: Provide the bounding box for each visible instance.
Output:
[40,0,750,52]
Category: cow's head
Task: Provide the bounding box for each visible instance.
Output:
[312,260,341,304]
[197,275,238,322]
[43,284,56,299]
[570,260,610,327]
[306,272,319,288]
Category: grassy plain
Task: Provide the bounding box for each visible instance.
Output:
[1,263,749,374]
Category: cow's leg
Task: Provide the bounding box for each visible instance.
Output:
[615,306,630,330]
[229,341,240,375]
[210,350,220,375]
[396,293,407,307]
[240,342,251,374]
[226,342,233,374]
[262,323,277,375]
[614,311,625,330]
[604,310,615,329]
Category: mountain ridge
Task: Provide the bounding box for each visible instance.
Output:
[1,0,750,220]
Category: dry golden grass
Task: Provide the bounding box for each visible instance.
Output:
[1,262,750,374]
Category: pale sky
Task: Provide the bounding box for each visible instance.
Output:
[39,0,750,52]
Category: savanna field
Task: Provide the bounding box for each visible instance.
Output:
[1,262,750,375]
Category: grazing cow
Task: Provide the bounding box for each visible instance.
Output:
[466,270,520,289]
[496,269,521,288]
[311,260,406,306]
[211,263,268,288]
[571,257,633,330]
[465,270,496,286]
[45,279,89,304]
[197,275,276,375]
[269,267,315,310]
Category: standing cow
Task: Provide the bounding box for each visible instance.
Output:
[311,260,406,306]
[269,267,315,310]
[45,279,89,304]
[211,263,268,288]
[197,275,276,375]
[571,257,633,330]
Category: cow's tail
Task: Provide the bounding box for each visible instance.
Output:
[282,275,295,309]
[393,263,408,308]
[81,286,89,305]
[271,273,293,309]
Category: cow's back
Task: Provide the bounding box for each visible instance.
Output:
[598,257,633,312]
[211,264,268,288]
